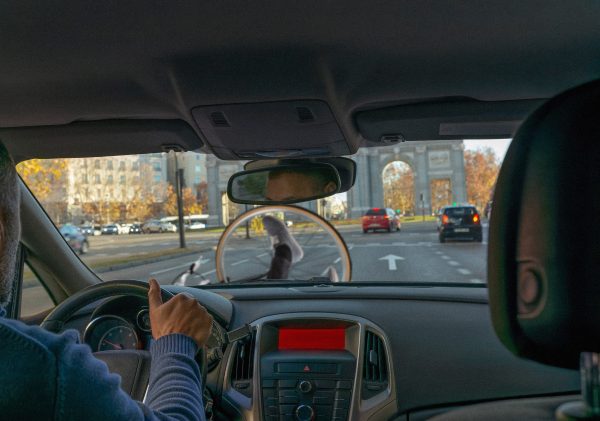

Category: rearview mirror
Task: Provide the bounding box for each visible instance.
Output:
[227,163,341,205]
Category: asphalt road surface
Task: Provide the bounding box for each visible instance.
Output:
[100,221,489,285]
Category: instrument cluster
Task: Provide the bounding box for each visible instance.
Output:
[83,295,226,370]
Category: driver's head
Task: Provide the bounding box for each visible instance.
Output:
[0,141,21,308]
[265,169,337,202]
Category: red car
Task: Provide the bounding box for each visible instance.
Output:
[362,207,401,233]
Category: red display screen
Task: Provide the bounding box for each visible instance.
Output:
[278,328,346,350]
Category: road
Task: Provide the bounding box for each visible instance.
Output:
[99,221,489,285]
[21,221,489,315]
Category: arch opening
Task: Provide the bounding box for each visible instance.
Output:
[382,161,415,216]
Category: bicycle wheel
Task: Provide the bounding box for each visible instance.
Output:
[215,205,351,283]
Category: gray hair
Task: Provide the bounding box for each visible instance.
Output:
[0,141,21,308]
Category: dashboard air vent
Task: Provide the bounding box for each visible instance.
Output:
[296,106,315,123]
[210,111,230,127]
[231,332,255,397]
[362,331,388,399]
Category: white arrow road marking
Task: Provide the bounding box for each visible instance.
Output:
[379,254,405,271]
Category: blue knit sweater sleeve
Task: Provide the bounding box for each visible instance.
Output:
[57,331,206,421]
[0,315,205,421]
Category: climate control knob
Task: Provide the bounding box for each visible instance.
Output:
[295,404,314,421]
[298,380,313,393]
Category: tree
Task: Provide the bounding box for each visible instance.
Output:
[196,181,209,211]
[464,148,501,211]
[383,162,414,214]
[164,184,204,217]
[126,189,153,222]
[16,159,67,202]
[17,159,68,223]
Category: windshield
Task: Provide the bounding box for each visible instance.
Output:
[17,139,508,287]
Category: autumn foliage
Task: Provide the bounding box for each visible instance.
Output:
[464,148,500,212]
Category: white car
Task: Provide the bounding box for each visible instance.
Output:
[187,221,206,231]
[159,222,178,233]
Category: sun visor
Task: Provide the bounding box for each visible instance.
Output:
[1,119,203,163]
[191,100,351,160]
[488,80,600,369]
[355,99,544,144]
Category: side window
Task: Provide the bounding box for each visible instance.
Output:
[20,264,55,318]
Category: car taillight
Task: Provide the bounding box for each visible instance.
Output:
[473,214,480,223]
[442,215,449,224]
[383,215,389,219]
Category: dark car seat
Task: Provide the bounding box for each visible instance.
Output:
[432,80,600,420]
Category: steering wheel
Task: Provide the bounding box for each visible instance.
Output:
[215,205,352,283]
[41,280,207,401]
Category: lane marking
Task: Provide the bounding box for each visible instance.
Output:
[470,278,485,283]
[441,256,450,260]
[150,261,198,275]
[256,252,269,258]
[379,254,405,271]
[448,261,460,266]
[457,268,472,275]
[202,269,217,275]
[334,257,341,264]
[231,259,249,266]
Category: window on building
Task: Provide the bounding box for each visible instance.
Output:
[120,175,126,184]
[153,174,161,182]
[132,161,139,171]
[119,161,125,170]
[94,159,101,169]
[82,174,88,184]
[153,162,161,171]
[107,175,114,184]
[107,160,113,170]
[94,174,101,184]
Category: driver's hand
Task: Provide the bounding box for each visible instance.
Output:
[148,278,213,348]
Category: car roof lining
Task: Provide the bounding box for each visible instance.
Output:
[1,1,599,159]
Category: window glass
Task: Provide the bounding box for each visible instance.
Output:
[20,264,54,317]
[17,139,509,286]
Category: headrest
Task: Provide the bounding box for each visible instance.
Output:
[488,79,600,369]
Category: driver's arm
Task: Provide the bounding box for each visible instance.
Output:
[56,279,211,421]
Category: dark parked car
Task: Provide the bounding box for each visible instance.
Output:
[59,224,89,254]
[128,224,142,234]
[362,207,401,233]
[438,205,483,243]
[101,224,119,235]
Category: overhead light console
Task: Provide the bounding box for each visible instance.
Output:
[191,100,351,160]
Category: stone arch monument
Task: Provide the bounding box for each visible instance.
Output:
[347,140,467,217]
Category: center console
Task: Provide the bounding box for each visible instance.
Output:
[221,313,397,421]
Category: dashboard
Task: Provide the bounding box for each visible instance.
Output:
[66,284,580,420]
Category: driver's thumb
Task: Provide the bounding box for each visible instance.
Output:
[148,278,163,309]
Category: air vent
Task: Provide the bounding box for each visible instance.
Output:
[362,331,388,399]
[231,332,256,397]
[296,107,315,123]
[210,111,230,127]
